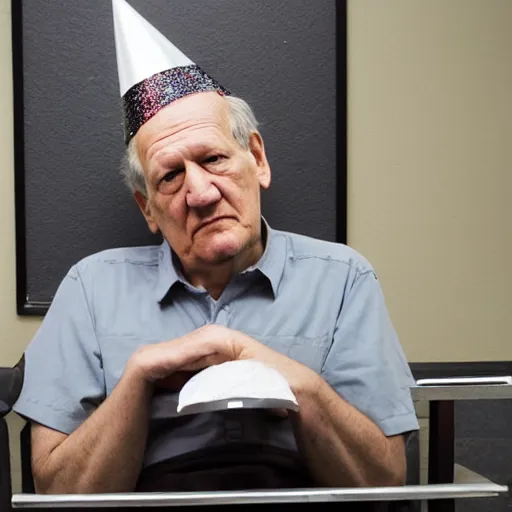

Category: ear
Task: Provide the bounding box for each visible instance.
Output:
[134,191,160,234]
[248,132,271,189]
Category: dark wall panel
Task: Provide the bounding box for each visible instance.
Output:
[13,0,346,313]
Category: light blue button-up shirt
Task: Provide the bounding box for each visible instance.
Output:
[14,224,419,467]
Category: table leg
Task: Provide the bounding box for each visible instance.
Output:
[427,400,455,512]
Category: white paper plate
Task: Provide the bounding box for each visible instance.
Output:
[177,360,299,415]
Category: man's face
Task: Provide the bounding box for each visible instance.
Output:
[134,92,271,271]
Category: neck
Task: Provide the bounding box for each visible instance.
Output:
[184,236,265,300]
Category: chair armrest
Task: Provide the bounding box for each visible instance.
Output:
[0,355,25,418]
[0,417,12,511]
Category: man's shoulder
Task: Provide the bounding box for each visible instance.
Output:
[274,229,375,275]
[71,244,162,276]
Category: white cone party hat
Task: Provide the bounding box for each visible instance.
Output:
[112,0,230,144]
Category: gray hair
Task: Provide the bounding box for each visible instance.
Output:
[121,95,260,196]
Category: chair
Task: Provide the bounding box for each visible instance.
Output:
[0,417,12,512]
[0,355,24,512]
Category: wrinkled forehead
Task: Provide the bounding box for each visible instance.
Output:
[135,92,232,156]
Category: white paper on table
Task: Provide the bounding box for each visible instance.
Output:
[177,360,299,416]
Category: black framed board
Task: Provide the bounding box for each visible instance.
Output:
[12,0,347,315]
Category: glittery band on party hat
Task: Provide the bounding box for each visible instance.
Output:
[122,65,231,144]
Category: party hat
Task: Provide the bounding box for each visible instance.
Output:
[112,0,230,143]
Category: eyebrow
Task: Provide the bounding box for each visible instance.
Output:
[159,141,226,165]
[150,141,228,180]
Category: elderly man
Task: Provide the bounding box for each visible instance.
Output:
[13,0,418,494]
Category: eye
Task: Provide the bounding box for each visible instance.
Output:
[204,155,225,164]
[157,168,185,194]
[161,169,183,183]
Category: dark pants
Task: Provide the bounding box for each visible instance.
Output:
[136,444,312,492]
[135,445,393,511]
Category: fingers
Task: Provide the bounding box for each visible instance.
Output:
[161,326,242,369]
[179,353,232,372]
[130,325,252,383]
[155,371,199,391]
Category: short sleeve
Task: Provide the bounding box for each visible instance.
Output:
[13,265,105,434]
[321,269,419,436]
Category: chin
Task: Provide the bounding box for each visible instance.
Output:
[201,243,244,264]
[197,231,246,263]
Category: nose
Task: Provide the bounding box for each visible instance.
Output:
[185,162,221,209]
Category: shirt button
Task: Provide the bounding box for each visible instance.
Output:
[216,306,229,326]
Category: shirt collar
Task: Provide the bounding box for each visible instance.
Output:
[154,239,183,303]
[154,218,287,302]
[241,219,287,298]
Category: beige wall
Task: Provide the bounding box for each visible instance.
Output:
[0,0,511,494]
[348,0,512,362]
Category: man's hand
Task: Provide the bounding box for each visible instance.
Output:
[126,325,318,396]
[126,325,407,488]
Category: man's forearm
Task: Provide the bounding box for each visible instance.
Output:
[34,367,153,494]
[291,374,406,488]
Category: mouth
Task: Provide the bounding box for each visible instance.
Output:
[194,216,235,236]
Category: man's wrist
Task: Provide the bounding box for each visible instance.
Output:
[292,365,324,405]
[122,357,155,396]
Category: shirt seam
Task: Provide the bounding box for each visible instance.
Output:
[290,254,374,275]
[75,266,105,386]
[100,259,158,266]
[14,399,84,435]
[320,268,380,374]
[379,410,418,422]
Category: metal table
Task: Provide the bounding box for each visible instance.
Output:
[412,383,512,402]
[11,382,512,511]
[11,483,509,509]
[411,381,512,512]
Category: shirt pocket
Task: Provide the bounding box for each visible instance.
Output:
[99,335,160,395]
[245,333,331,374]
